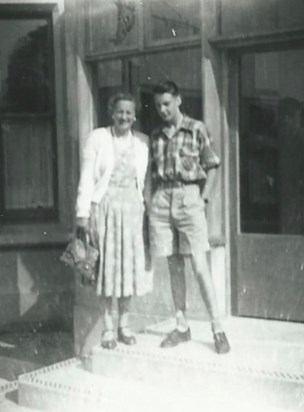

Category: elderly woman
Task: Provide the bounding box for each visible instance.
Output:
[75,93,151,349]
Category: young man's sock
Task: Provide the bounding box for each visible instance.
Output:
[211,319,223,334]
[176,310,188,332]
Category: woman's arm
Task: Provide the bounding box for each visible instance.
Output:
[75,130,98,220]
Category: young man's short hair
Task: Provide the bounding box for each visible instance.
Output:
[152,80,180,96]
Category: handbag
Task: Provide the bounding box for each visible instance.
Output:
[60,235,99,284]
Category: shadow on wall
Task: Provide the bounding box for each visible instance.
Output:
[0,247,74,334]
[0,246,75,381]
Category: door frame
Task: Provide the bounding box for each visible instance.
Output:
[227,50,240,316]
[210,29,304,317]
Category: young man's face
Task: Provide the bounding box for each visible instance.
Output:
[154,92,181,124]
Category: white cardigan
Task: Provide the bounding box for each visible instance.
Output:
[76,127,151,218]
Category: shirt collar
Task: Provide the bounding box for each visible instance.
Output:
[160,115,191,139]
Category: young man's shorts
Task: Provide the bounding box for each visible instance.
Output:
[149,183,210,256]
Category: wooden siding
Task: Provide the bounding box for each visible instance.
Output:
[221,0,304,36]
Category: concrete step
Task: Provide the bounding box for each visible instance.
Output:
[0,379,36,412]
[18,357,222,412]
[17,330,304,412]
[88,333,304,411]
[17,318,304,412]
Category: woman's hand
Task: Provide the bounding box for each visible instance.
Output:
[76,217,89,244]
[76,217,89,228]
[89,203,99,248]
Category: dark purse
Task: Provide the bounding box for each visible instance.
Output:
[60,234,99,284]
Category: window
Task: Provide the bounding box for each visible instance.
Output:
[86,0,201,57]
[0,10,58,224]
[96,48,202,134]
[239,49,304,234]
[145,0,201,46]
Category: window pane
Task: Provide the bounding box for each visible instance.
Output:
[0,19,50,112]
[146,0,200,44]
[97,60,124,125]
[0,13,57,224]
[2,117,54,212]
[239,49,304,234]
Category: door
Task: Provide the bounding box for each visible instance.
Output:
[232,47,304,322]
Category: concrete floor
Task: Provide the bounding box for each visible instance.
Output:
[1,317,304,411]
[0,330,74,411]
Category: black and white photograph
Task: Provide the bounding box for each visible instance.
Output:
[0,0,304,411]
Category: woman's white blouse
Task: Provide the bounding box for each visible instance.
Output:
[76,127,151,218]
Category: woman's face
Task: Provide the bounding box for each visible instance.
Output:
[112,99,136,134]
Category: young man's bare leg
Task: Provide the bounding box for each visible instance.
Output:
[190,250,230,353]
[168,254,188,331]
[160,254,191,348]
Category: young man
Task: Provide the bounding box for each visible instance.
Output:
[149,80,230,354]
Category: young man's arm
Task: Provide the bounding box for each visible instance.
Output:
[198,122,220,203]
[201,167,218,203]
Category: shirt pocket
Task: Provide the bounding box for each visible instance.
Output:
[178,147,200,180]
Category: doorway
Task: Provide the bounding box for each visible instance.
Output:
[93,47,202,133]
[232,47,304,322]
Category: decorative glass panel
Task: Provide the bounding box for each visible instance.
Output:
[145,0,201,45]
[87,0,139,55]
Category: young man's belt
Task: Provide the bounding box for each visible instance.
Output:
[157,179,199,189]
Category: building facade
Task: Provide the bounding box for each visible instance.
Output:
[0,0,304,346]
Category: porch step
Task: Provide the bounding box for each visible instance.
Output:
[18,323,304,412]
[17,357,231,412]
[88,332,304,411]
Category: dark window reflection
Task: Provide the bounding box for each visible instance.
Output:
[240,50,304,234]
[0,19,50,113]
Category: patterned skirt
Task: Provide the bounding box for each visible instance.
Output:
[91,184,150,298]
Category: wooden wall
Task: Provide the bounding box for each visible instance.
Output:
[221,0,304,36]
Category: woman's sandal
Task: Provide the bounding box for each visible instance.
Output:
[101,330,117,350]
[117,327,137,345]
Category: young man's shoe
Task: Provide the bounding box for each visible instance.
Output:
[213,331,230,354]
[160,328,191,348]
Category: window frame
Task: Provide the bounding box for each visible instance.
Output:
[0,3,73,246]
[0,12,58,224]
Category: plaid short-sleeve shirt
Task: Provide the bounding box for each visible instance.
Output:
[151,115,220,185]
